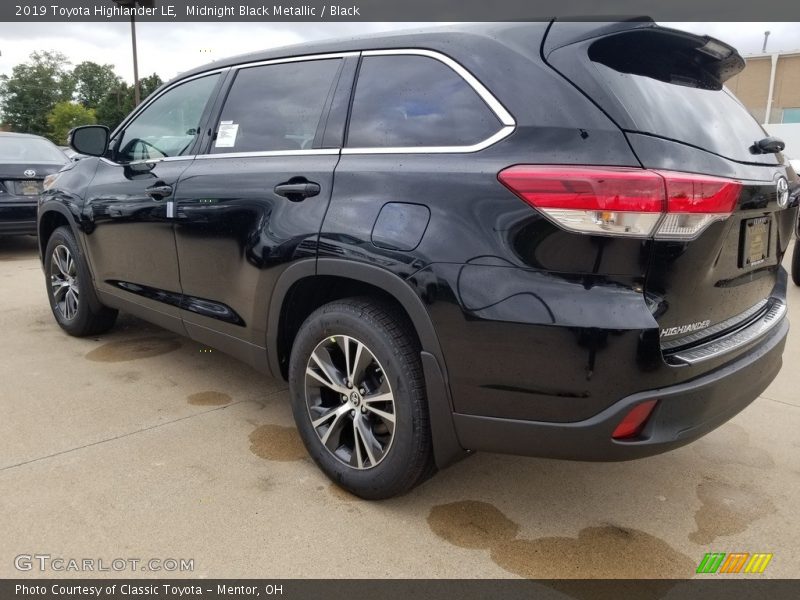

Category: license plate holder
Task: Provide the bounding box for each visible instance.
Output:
[740,216,771,268]
[16,180,43,196]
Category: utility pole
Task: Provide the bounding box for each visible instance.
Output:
[111,0,154,106]
[130,13,140,105]
[762,31,771,53]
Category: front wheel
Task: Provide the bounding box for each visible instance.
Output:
[44,226,118,336]
[288,297,434,499]
[792,240,800,287]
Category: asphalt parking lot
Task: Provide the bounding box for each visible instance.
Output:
[1,234,799,580]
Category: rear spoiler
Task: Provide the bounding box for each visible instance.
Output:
[544,19,745,90]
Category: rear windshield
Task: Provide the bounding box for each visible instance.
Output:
[0,136,68,164]
[590,62,772,164]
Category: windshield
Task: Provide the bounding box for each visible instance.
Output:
[0,136,68,164]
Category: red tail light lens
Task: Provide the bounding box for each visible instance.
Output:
[497,166,665,212]
[498,165,742,240]
[661,172,741,214]
[612,400,658,440]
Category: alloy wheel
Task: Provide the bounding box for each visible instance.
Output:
[304,335,396,470]
[50,244,80,320]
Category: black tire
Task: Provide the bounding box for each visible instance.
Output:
[288,297,434,499]
[44,226,118,336]
[792,241,800,287]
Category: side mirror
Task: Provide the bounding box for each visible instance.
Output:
[69,125,110,157]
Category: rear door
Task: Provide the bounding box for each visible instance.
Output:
[172,55,350,353]
[543,22,798,356]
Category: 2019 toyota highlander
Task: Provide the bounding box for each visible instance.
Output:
[38,20,798,498]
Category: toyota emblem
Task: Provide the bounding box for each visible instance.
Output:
[776,177,789,208]
[23,169,36,178]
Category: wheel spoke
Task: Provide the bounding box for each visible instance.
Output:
[311,404,349,429]
[351,341,372,385]
[53,247,68,277]
[364,404,395,427]
[352,418,365,469]
[363,392,393,404]
[65,288,78,319]
[355,416,379,467]
[307,348,347,394]
[51,280,69,301]
[319,407,349,451]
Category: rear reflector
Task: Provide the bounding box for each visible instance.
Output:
[498,165,742,240]
[612,400,658,440]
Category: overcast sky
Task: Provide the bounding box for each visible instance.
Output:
[0,22,798,83]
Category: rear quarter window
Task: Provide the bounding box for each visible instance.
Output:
[346,54,502,149]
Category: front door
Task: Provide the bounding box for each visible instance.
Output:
[82,73,222,329]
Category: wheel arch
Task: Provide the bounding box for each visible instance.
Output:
[268,258,466,468]
[37,204,80,263]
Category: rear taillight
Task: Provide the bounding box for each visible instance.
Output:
[498,165,742,240]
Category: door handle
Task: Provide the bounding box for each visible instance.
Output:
[274,178,320,202]
[145,183,173,199]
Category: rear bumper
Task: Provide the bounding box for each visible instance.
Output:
[0,200,37,235]
[453,317,788,461]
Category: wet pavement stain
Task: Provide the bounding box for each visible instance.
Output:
[696,423,775,469]
[428,500,518,548]
[187,391,232,406]
[248,424,307,461]
[689,477,776,545]
[85,336,181,362]
[428,500,693,589]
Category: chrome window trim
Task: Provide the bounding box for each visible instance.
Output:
[99,155,195,167]
[343,48,516,155]
[104,49,516,163]
[229,52,358,71]
[195,149,340,160]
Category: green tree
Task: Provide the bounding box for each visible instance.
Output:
[0,51,73,136]
[47,101,97,145]
[72,61,121,108]
[95,73,164,131]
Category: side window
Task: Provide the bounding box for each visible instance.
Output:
[212,59,341,153]
[347,55,502,148]
[115,74,219,162]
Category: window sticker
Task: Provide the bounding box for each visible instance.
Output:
[215,121,239,148]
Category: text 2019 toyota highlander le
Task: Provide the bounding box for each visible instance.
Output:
[37,20,798,498]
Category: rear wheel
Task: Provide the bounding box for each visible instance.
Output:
[288,297,434,499]
[792,241,800,287]
[44,226,117,336]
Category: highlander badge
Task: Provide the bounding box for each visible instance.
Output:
[660,320,712,338]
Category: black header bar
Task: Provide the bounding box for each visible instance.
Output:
[3,0,800,22]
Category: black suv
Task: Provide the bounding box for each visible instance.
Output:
[39,21,797,498]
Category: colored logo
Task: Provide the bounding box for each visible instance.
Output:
[696,552,773,574]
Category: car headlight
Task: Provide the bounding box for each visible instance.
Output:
[43,173,59,190]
